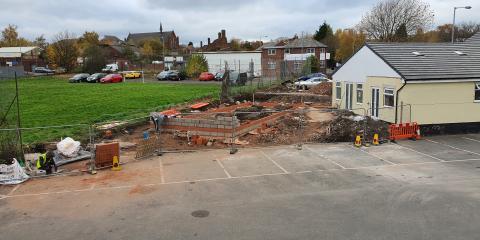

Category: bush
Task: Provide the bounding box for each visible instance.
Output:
[186,54,208,78]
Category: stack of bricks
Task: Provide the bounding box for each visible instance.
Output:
[162,116,240,138]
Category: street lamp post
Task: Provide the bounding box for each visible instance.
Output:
[452,6,472,43]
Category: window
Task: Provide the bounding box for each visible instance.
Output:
[285,48,290,54]
[267,61,276,70]
[336,82,342,100]
[320,48,326,54]
[307,48,315,53]
[268,49,276,55]
[319,60,326,68]
[384,88,395,107]
[356,84,363,103]
[475,82,480,101]
[294,62,302,71]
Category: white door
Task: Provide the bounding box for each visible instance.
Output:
[371,88,380,117]
[345,83,353,110]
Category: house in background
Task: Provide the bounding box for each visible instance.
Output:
[101,35,123,46]
[258,37,328,79]
[126,28,180,50]
[332,32,480,125]
[0,46,42,73]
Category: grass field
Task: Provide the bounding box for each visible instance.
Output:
[0,76,219,143]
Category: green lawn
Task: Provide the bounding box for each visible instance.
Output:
[0,77,219,143]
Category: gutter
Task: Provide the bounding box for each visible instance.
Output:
[395,80,407,124]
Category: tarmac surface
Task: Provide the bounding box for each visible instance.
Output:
[1,133,480,240]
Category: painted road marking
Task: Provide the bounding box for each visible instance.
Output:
[260,150,289,174]
[158,158,166,184]
[7,184,21,196]
[215,159,232,178]
[4,158,480,200]
[350,145,396,165]
[395,143,445,162]
[304,145,347,169]
[463,137,480,143]
[426,139,480,156]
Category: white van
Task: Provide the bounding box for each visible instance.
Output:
[102,63,119,73]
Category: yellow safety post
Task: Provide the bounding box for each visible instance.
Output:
[112,156,122,171]
[354,135,362,147]
[373,134,380,146]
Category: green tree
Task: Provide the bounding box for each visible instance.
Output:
[394,24,408,42]
[83,44,106,74]
[122,44,139,64]
[46,31,79,72]
[334,29,366,63]
[302,55,320,74]
[186,54,208,78]
[0,24,31,47]
[314,21,333,42]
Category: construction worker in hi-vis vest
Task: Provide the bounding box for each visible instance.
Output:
[36,151,57,174]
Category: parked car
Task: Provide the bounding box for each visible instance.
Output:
[214,70,234,81]
[156,70,180,81]
[102,63,119,73]
[100,74,123,84]
[33,67,55,74]
[199,72,215,81]
[296,72,327,82]
[294,76,331,90]
[69,73,90,83]
[86,73,107,83]
[124,71,142,79]
[229,71,248,86]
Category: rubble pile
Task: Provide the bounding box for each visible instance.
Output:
[309,82,332,95]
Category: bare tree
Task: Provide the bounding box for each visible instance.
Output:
[359,0,434,42]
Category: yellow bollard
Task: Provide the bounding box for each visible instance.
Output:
[373,134,380,146]
[354,135,362,147]
[112,156,122,171]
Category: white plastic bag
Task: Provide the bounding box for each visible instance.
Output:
[0,158,29,185]
[57,137,81,158]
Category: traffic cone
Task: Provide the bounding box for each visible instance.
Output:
[373,134,379,145]
[354,135,362,147]
[112,156,122,171]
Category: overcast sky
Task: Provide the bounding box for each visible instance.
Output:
[1,0,479,45]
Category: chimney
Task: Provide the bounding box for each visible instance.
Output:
[208,38,211,45]
[221,29,226,39]
[200,41,203,48]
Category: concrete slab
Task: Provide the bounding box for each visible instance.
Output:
[397,139,478,161]
[219,150,285,177]
[362,143,439,164]
[162,152,227,182]
[13,174,92,195]
[463,133,480,142]
[261,146,343,172]
[305,143,390,168]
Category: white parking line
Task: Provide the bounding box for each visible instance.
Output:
[304,145,346,169]
[260,150,289,174]
[215,159,232,178]
[7,184,21,196]
[463,137,480,143]
[4,157,480,200]
[395,143,445,162]
[350,145,396,165]
[158,158,166,184]
[425,139,480,156]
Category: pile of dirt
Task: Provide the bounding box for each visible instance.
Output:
[309,82,332,95]
[244,113,307,145]
[308,111,389,142]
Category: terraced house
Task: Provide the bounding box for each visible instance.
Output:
[332,33,480,126]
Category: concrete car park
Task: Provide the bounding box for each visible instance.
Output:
[1,134,480,239]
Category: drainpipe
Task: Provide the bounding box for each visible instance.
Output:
[395,80,407,124]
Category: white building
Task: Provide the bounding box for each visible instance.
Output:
[200,51,262,76]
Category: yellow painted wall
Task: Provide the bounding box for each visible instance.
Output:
[332,77,480,124]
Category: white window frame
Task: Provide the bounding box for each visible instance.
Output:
[268,49,276,55]
[383,88,395,107]
[267,61,276,70]
[356,84,363,104]
[294,61,302,71]
[475,82,480,102]
[335,82,342,100]
[306,48,315,54]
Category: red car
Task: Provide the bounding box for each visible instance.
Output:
[199,72,215,81]
[100,74,123,83]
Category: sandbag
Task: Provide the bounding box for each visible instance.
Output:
[0,158,29,185]
[57,137,81,158]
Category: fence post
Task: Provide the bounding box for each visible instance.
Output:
[88,125,96,174]
[230,113,238,154]
[297,109,304,150]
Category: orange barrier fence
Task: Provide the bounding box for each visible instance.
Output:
[389,122,421,141]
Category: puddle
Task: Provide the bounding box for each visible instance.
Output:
[191,210,209,218]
